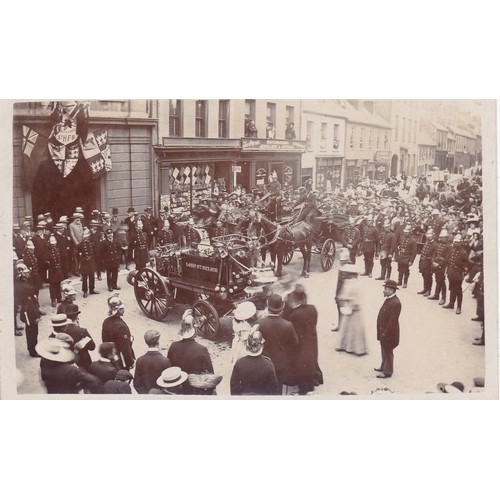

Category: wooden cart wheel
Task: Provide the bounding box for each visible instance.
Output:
[283,245,294,265]
[192,299,220,340]
[134,268,171,320]
[320,238,336,271]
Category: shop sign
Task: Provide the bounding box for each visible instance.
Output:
[241,138,306,152]
[232,165,242,173]
[377,166,386,172]
[376,151,391,162]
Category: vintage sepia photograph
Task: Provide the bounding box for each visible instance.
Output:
[2,98,497,399]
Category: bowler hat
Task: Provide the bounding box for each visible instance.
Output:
[267,294,284,314]
[127,207,136,214]
[112,208,119,215]
[383,279,399,290]
[156,367,188,388]
[99,342,116,357]
[65,303,81,318]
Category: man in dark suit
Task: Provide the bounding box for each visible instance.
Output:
[133,330,171,394]
[257,293,298,392]
[101,228,122,292]
[375,279,402,379]
[64,303,96,369]
[88,342,120,384]
[166,311,214,394]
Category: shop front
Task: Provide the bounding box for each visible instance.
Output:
[154,137,305,212]
[344,159,360,187]
[374,150,391,182]
[315,157,343,192]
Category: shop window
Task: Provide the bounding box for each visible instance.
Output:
[266,102,276,138]
[376,130,380,149]
[218,100,229,138]
[169,99,182,137]
[368,129,373,149]
[286,105,294,125]
[350,126,355,149]
[359,127,364,149]
[195,100,207,137]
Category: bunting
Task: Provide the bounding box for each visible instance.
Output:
[80,128,112,179]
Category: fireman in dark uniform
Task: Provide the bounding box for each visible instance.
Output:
[77,228,100,298]
[54,222,71,279]
[426,208,443,239]
[101,228,122,292]
[133,219,150,269]
[185,218,201,249]
[124,207,139,268]
[417,228,438,297]
[22,239,41,290]
[33,220,49,284]
[395,225,417,288]
[442,234,473,315]
[341,217,361,264]
[428,229,452,305]
[360,215,379,278]
[45,234,64,307]
[210,220,228,243]
[140,207,157,250]
[347,200,359,217]
[89,221,104,281]
[156,218,176,247]
[294,180,317,223]
[375,219,397,281]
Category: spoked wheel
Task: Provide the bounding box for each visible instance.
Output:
[192,299,220,340]
[320,238,336,271]
[283,245,294,265]
[134,268,171,320]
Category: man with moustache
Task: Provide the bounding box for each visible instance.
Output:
[417,229,438,297]
[101,228,122,292]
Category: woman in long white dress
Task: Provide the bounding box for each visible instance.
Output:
[335,265,367,356]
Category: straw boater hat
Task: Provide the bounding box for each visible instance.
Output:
[437,381,464,394]
[156,367,188,388]
[50,314,72,328]
[234,301,257,321]
[338,247,350,262]
[35,337,75,363]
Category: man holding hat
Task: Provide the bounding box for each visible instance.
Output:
[257,293,298,393]
[375,280,402,378]
[230,326,280,395]
[166,310,214,395]
[133,330,171,394]
[442,234,473,315]
[102,294,135,370]
[64,303,96,369]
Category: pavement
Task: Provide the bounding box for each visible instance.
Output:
[14,248,485,397]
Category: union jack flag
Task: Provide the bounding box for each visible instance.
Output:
[22,126,39,157]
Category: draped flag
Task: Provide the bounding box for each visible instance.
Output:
[80,128,112,179]
[21,125,49,188]
[47,140,80,177]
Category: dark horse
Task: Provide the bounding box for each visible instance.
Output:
[248,211,315,278]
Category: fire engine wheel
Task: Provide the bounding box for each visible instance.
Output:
[192,299,220,340]
[283,246,294,265]
[134,268,170,320]
[320,238,336,271]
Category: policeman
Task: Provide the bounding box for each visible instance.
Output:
[341,217,361,264]
[417,228,438,297]
[294,179,317,223]
[375,219,397,281]
[45,234,64,307]
[101,294,135,370]
[185,218,201,249]
[428,229,452,305]
[101,228,122,292]
[395,225,417,288]
[360,215,379,278]
[54,222,71,279]
[89,221,104,281]
[210,219,228,243]
[442,234,473,315]
[22,239,41,290]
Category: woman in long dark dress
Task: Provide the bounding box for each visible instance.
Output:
[285,284,323,395]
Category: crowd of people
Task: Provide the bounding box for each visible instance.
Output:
[12,166,485,395]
